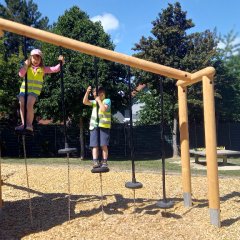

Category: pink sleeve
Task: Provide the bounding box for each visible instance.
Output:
[44,64,61,74]
[19,67,27,77]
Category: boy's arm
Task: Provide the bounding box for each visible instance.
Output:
[96,98,109,112]
[83,86,92,106]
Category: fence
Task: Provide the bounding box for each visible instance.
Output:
[0,122,239,159]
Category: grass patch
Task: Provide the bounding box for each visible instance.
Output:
[1,157,239,177]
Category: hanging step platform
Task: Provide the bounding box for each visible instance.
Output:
[125,181,143,189]
[58,147,77,154]
[156,199,174,209]
[91,166,109,173]
[15,128,34,136]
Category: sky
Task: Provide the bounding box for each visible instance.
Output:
[1,0,240,55]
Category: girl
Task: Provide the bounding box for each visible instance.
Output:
[15,49,64,132]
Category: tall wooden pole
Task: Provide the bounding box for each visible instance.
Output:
[202,76,220,227]
[178,85,192,207]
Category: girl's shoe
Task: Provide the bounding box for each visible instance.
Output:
[26,126,33,131]
[15,125,24,131]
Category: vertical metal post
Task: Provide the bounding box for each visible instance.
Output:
[127,67,136,183]
[59,48,68,149]
[156,78,174,209]
[23,37,28,130]
[94,57,101,154]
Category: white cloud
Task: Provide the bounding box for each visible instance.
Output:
[91,13,119,32]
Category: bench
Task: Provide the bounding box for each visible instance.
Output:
[189,149,240,164]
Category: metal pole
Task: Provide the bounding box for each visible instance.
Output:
[59,48,68,148]
[127,67,136,183]
[156,77,174,209]
[94,57,101,154]
[159,78,167,200]
[23,37,28,130]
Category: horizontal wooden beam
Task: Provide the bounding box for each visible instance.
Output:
[0,18,192,81]
[176,67,216,87]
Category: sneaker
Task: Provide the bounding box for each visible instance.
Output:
[101,162,108,168]
[92,160,101,168]
[15,125,24,131]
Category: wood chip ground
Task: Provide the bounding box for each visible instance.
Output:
[0,163,239,240]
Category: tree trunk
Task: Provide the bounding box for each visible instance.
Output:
[172,113,178,157]
[79,116,85,160]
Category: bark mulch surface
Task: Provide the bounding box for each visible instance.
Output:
[0,163,239,240]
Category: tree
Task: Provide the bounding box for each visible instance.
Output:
[0,38,22,121]
[0,0,49,56]
[214,30,240,122]
[132,2,219,156]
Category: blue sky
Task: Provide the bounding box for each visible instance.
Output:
[1,0,240,55]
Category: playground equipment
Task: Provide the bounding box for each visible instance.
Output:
[0,18,220,227]
[90,57,110,219]
[156,77,174,209]
[14,37,35,226]
[57,47,77,221]
[124,67,143,214]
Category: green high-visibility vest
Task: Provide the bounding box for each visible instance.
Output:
[20,67,44,96]
[89,99,111,130]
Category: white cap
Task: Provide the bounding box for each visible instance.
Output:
[30,49,43,57]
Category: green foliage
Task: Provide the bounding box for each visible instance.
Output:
[0,38,22,120]
[0,0,49,56]
[132,2,220,125]
[219,30,240,60]
[214,30,240,122]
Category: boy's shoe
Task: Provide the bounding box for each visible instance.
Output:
[26,126,33,131]
[101,161,108,168]
[92,160,101,168]
[15,125,24,131]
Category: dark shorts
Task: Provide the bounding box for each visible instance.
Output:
[90,127,110,147]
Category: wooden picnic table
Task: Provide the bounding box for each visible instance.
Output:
[189,149,240,164]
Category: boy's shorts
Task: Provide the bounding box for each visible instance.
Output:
[90,127,110,147]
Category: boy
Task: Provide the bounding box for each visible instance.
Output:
[83,86,111,168]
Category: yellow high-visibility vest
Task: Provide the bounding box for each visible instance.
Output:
[20,67,44,96]
[89,99,111,130]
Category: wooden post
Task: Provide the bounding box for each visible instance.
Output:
[202,76,220,227]
[178,85,192,207]
[0,29,4,37]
